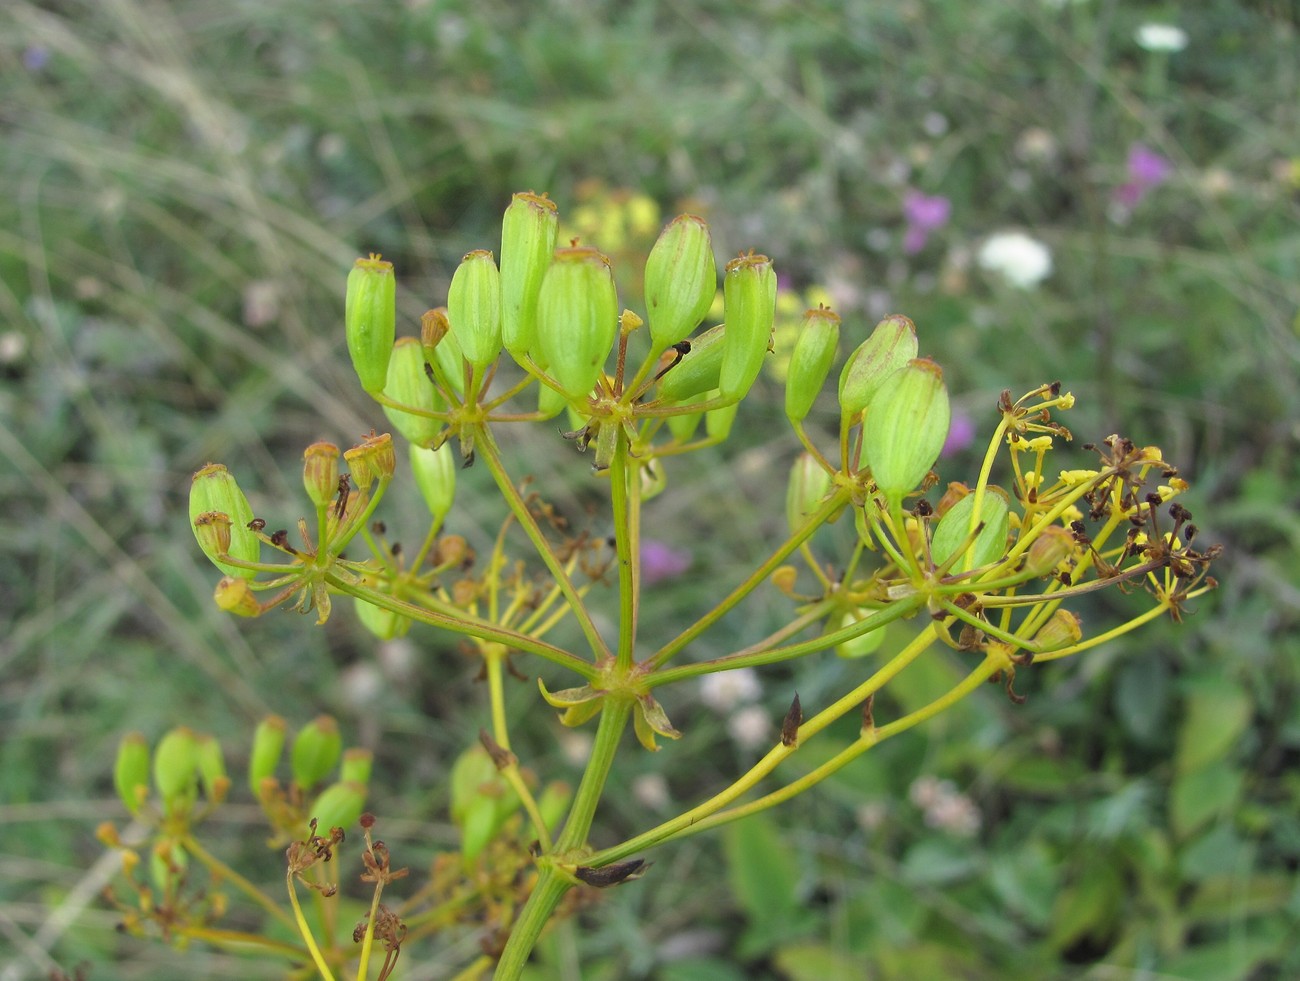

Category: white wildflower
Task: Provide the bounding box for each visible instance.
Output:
[698,668,762,713]
[977,231,1053,289]
[727,705,771,750]
[1135,23,1188,53]
[632,773,671,812]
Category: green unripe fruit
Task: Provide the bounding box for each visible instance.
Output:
[838,314,917,420]
[833,609,886,659]
[537,781,572,834]
[308,780,368,835]
[383,337,445,447]
[150,839,188,895]
[1024,525,1076,578]
[719,252,776,400]
[931,487,1010,572]
[501,192,559,360]
[644,214,717,353]
[784,307,841,423]
[657,323,725,403]
[447,249,503,369]
[248,715,287,798]
[861,358,951,501]
[189,464,259,578]
[153,726,200,812]
[302,442,341,510]
[410,441,456,521]
[705,399,739,441]
[196,734,229,803]
[340,748,374,786]
[345,255,397,395]
[353,586,411,640]
[785,452,833,535]
[291,715,342,791]
[421,307,466,398]
[1031,609,1083,652]
[114,732,151,815]
[536,246,619,400]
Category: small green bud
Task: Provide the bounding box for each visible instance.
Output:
[302,442,341,510]
[1024,524,1076,577]
[500,191,559,360]
[1030,609,1083,652]
[196,734,229,804]
[291,715,342,791]
[657,323,725,403]
[153,726,200,812]
[345,255,397,395]
[421,307,466,397]
[643,214,717,353]
[784,307,841,423]
[410,441,456,521]
[189,464,259,578]
[150,839,188,896]
[383,338,445,447]
[213,575,262,617]
[838,314,918,420]
[344,432,395,491]
[249,715,287,798]
[114,732,151,815]
[861,358,950,501]
[340,748,374,786]
[785,452,833,535]
[719,252,776,400]
[930,487,1010,571]
[536,246,619,400]
[447,249,503,369]
[308,780,367,835]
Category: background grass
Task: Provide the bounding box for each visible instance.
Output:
[2,0,1298,978]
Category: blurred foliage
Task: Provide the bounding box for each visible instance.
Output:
[1,0,1297,978]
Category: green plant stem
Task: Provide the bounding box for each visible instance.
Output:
[494,698,634,979]
[647,485,852,668]
[327,573,598,680]
[648,595,921,686]
[176,926,307,958]
[473,422,612,661]
[180,834,298,933]
[355,875,385,981]
[608,427,639,672]
[286,872,337,981]
[592,625,940,864]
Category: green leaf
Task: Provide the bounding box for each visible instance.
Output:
[1171,762,1244,840]
[1176,677,1252,774]
[771,943,868,981]
[723,813,802,956]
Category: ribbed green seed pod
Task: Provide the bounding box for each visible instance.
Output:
[785,452,833,535]
[719,253,776,400]
[447,249,503,369]
[536,246,618,400]
[114,732,151,815]
[644,214,717,353]
[500,192,559,361]
[153,726,200,811]
[838,314,917,420]
[421,307,466,398]
[340,748,374,786]
[345,255,396,395]
[248,715,287,798]
[657,323,725,403]
[410,441,456,521]
[189,464,259,578]
[784,307,841,423]
[309,780,368,835]
[861,358,951,501]
[291,715,342,791]
[302,442,341,510]
[196,734,229,803]
[383,337,445,447]
[705,400,739,441]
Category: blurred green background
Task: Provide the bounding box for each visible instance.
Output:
[2,0,1298,978]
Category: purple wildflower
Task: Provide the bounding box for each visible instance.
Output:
[1114,143,1172,209]
[941,411,976,457]
[23,46,50,71]
[641,539,691,585]
[902,191,951,254]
